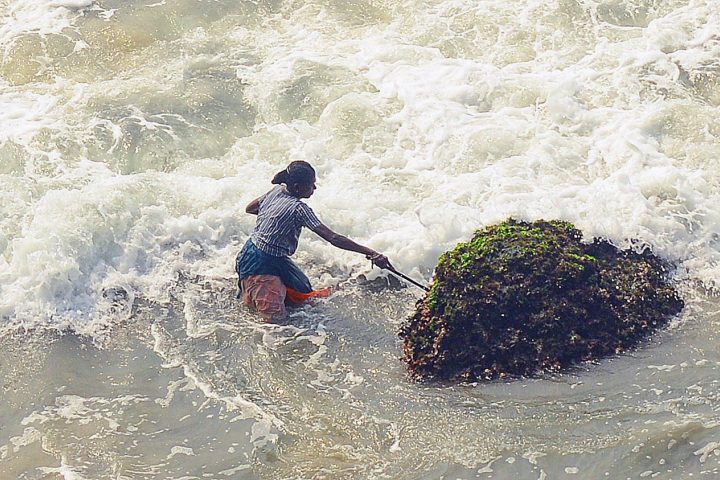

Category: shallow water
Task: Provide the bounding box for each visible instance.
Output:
[3,288,720,479]
[2,0,720,478]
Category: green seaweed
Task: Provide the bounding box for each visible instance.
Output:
[399,219,684,382]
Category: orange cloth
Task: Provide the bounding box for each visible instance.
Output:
[285,286,332,305]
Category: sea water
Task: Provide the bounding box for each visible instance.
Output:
[1,0,720,478]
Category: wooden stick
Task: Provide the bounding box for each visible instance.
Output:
[387,267,430,292]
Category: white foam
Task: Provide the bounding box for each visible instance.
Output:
[2,0,720,339]
[0,89,64,143]
[168,445,195,459]
[37,459,90,480]
[0,0,93,47]
[694,441,720,463]
[48,0,93,8]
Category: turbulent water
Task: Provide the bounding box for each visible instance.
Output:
[2,0,720,478]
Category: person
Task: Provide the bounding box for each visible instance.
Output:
[236,160,393,320]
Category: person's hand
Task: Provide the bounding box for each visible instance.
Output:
[366,252,393,271]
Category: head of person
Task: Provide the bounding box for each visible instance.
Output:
[272,161,316,198]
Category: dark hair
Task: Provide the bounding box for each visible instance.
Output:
[271,161,315,187]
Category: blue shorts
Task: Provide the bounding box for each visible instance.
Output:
[235,239,313,293]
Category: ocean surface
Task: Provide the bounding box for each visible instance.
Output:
[2,0,720,478]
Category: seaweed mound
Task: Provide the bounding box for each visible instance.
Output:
[400,219,684,382]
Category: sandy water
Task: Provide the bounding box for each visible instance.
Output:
[2,0,720,478]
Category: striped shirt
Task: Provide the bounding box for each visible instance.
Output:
[250,185,322,257]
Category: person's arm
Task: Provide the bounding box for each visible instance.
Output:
[312,223,393,270]
[247,186,280,215]
[245,197,261,215]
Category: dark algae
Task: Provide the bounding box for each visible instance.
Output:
[400,219,684,382]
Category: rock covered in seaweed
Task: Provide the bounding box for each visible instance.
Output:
[400,219,684,382]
